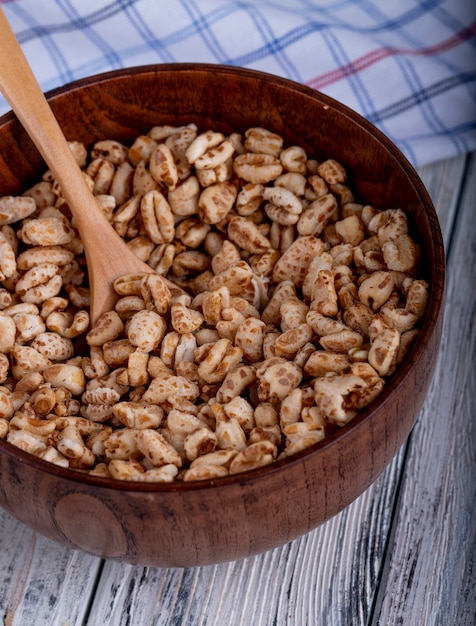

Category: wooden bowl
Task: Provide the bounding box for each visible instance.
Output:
[0,64,444,567]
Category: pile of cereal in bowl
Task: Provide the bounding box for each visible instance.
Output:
[0,124,429,482]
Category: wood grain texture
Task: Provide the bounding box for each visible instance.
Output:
[0,509,101,625]
[86,453,405,626]
[0,151,466,625]
[375,153,476,626]
[0,65,445,567]
[0,69,470,622]
[81,155,469,625]
[0,9,160,323]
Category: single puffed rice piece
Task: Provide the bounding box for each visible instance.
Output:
[100,338,133,368]
[126,349,149,387]
[128,134,157,166]
[403,278,429,319]
[183,427,218,462]
[140,189,175,244]
[358,271,394,311]
[10,345,50,378]
[0,196,36,225]
[313,374,365,426]
[168,175,200,217]
[139,464,179,483]
[127,309,166,352]
[170,302,204,334]
[104,428,142,461]
[319,328,363,354]
[38,445,69,468]
[263,186,303,226]
[15,263,59,297]
[215,364,256,404]
[149,143,179,191]
[215,418,247,451]
[21,216,76,247]
[112,402,164,429]
[198,181,237,224]
[16,245,74,271]
[91,139,128,164]
[185,131,225,164]
[108,458,144,481]
[227,216,271,254]
[279,145,307,174]
[274,323,314,358]
[136,429,183,467]
[256,358,303,403]
[142,375,200,405]
[7,429,48,455]
[368,327,401,376]
[197,338,243,384]
[0,354,9,383]
[382,235,419,273]
[86,157,116,198]
[223,396,255,433]
[208,260,253,296]
[317,159,347,184]
[182,463,229,481]
[0,313,16,352]
[30,332,74,361]
[43,363,86,395]
[0,390,14,419]
[194,139,235,170]
[233,153,283,184]
[297,193,338,237]
[234,317,266,363]
[304,350,352,377]
[309,269,339,317]
[381,306,418,333]
[87,310,124,346]
[175,217,211,249]
[244,127,283,157]
[272,236,325,287]
[229,440,277,474]
[0,231,16,280]
[57,425,94,466]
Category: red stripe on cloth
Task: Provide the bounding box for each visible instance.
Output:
[306,21,476,90]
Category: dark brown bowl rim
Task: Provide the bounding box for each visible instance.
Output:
[0,63,445,493]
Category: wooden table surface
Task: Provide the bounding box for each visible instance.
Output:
[0,152,474,626]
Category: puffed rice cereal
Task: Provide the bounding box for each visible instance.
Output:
[0,124,429,482]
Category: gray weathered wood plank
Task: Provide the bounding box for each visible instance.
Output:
[375,153,476,626]
[86,453,403,626]
[0,509,102,625]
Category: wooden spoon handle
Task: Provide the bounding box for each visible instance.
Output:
[0,9,163,322]
[0,8,104,235]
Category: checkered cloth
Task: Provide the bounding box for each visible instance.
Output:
[1,0,475,167]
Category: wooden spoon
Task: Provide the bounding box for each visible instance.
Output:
[0,9,179,324]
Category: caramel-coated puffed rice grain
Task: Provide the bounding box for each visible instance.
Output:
[0,122,429,481]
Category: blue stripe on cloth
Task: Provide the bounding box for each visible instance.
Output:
[118,1,175,63]
[56,0,124,71]
[229,1,303,82]
[320,26,377,120]
[6,1,76,85]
